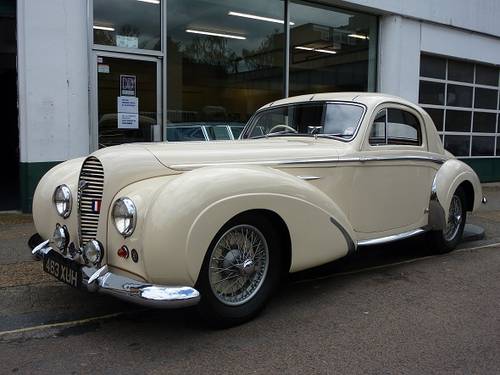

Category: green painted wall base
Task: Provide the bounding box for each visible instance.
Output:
[460,158,500,183]
[20,161,61,213]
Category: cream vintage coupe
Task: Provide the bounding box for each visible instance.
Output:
[30,93,486,326]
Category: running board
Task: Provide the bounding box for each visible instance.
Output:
[357,228,427,247]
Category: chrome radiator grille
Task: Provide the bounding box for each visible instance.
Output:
[78,156,104,245]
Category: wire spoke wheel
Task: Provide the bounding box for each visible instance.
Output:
[444,194,463,241]
[208,224,269,306]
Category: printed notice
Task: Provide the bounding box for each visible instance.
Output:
[97,64,110,74]
[120,75,136,96]
[116,35,139,49]
[118,113,139,129]
[117,96,139,114]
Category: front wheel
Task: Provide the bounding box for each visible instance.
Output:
[428,187,467,254]
[196,213,283,328]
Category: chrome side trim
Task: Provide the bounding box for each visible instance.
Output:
[170,155,447,170]
[357,228,427,247]
[354,155,446,164]
[297,175,321,181]
[329,217,356,254]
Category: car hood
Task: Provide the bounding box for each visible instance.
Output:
[141,138,345,170]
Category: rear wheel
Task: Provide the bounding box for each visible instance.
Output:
[428,187,466,254]
[196,213,283,328]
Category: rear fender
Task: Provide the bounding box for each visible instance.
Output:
[429,159,482,230]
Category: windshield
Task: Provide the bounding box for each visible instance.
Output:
[243,102,364,140]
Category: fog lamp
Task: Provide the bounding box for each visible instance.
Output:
[83,239,103,265]
[53,224,69,252]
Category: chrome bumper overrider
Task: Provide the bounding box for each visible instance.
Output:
[31,239,200,308]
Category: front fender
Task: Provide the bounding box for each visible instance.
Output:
[430,159,482,229]
[32,157,85,242]
[138,165,354,286]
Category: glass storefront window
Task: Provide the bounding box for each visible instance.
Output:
[166,0,284,134]
[93,0,162,51]
[289,1,377,95]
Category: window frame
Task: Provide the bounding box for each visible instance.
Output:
[240,100,367,142]
[366,104,426,149]
[419,53,500,158]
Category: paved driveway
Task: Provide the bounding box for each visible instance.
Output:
[1,186,499,374]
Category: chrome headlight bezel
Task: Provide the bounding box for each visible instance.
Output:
[53,185,72,218]
[112,197,137,237]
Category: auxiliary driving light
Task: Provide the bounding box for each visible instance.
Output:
[83,239,103,265]
[53,224,69,252]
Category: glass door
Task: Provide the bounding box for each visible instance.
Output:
[94,54,161,148]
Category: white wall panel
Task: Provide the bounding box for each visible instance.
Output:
[331,0,500,37]
[421,22,500,66]
[377,15,421,103]
[17,0,89,163]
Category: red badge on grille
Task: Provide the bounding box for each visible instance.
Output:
[92,200,101,214]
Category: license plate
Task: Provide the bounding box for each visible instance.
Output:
[43,251,82,288]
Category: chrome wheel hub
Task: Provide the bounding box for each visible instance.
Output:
[209,224,269,306]
[444,195,463,241]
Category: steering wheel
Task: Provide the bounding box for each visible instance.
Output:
[268,124,298,134]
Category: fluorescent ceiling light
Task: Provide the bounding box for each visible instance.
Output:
[93,25,115,32]
[186,29,246,40]
[348,33,369,40]
[314,49,337,55]
[137,0,160,4]
[295,46,337,55]
[228,11,294,25]
[295,46,314,51]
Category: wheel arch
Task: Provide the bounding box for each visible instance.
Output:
[458,179,474,212]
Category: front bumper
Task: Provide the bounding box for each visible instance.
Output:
[31,237,200,309]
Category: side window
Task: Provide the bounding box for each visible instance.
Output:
[387,109,422,146]
[369,109,387,145]
[369,108,422,146]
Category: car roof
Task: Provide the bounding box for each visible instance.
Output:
[258,92,421,113]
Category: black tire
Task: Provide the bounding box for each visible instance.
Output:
[428,187,467,254]
[195,212,283,328]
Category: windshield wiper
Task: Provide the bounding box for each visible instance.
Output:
[316,133,350,139]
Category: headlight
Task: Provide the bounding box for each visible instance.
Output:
[112,197,136,237]
[53,185,72,218]
[83,239,103,265]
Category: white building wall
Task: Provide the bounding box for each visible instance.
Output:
[17,0,89,164]
[334,0,500,37]
[377,14,500,103]
[377,15,421,103]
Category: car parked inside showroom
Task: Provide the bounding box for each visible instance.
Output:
[30,92,486,327]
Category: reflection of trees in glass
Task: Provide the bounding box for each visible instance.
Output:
[180,31,281,74]
[94,30,115,45]
[242,30,281,71]
[183,36,239,73]
[119,25,140,38]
